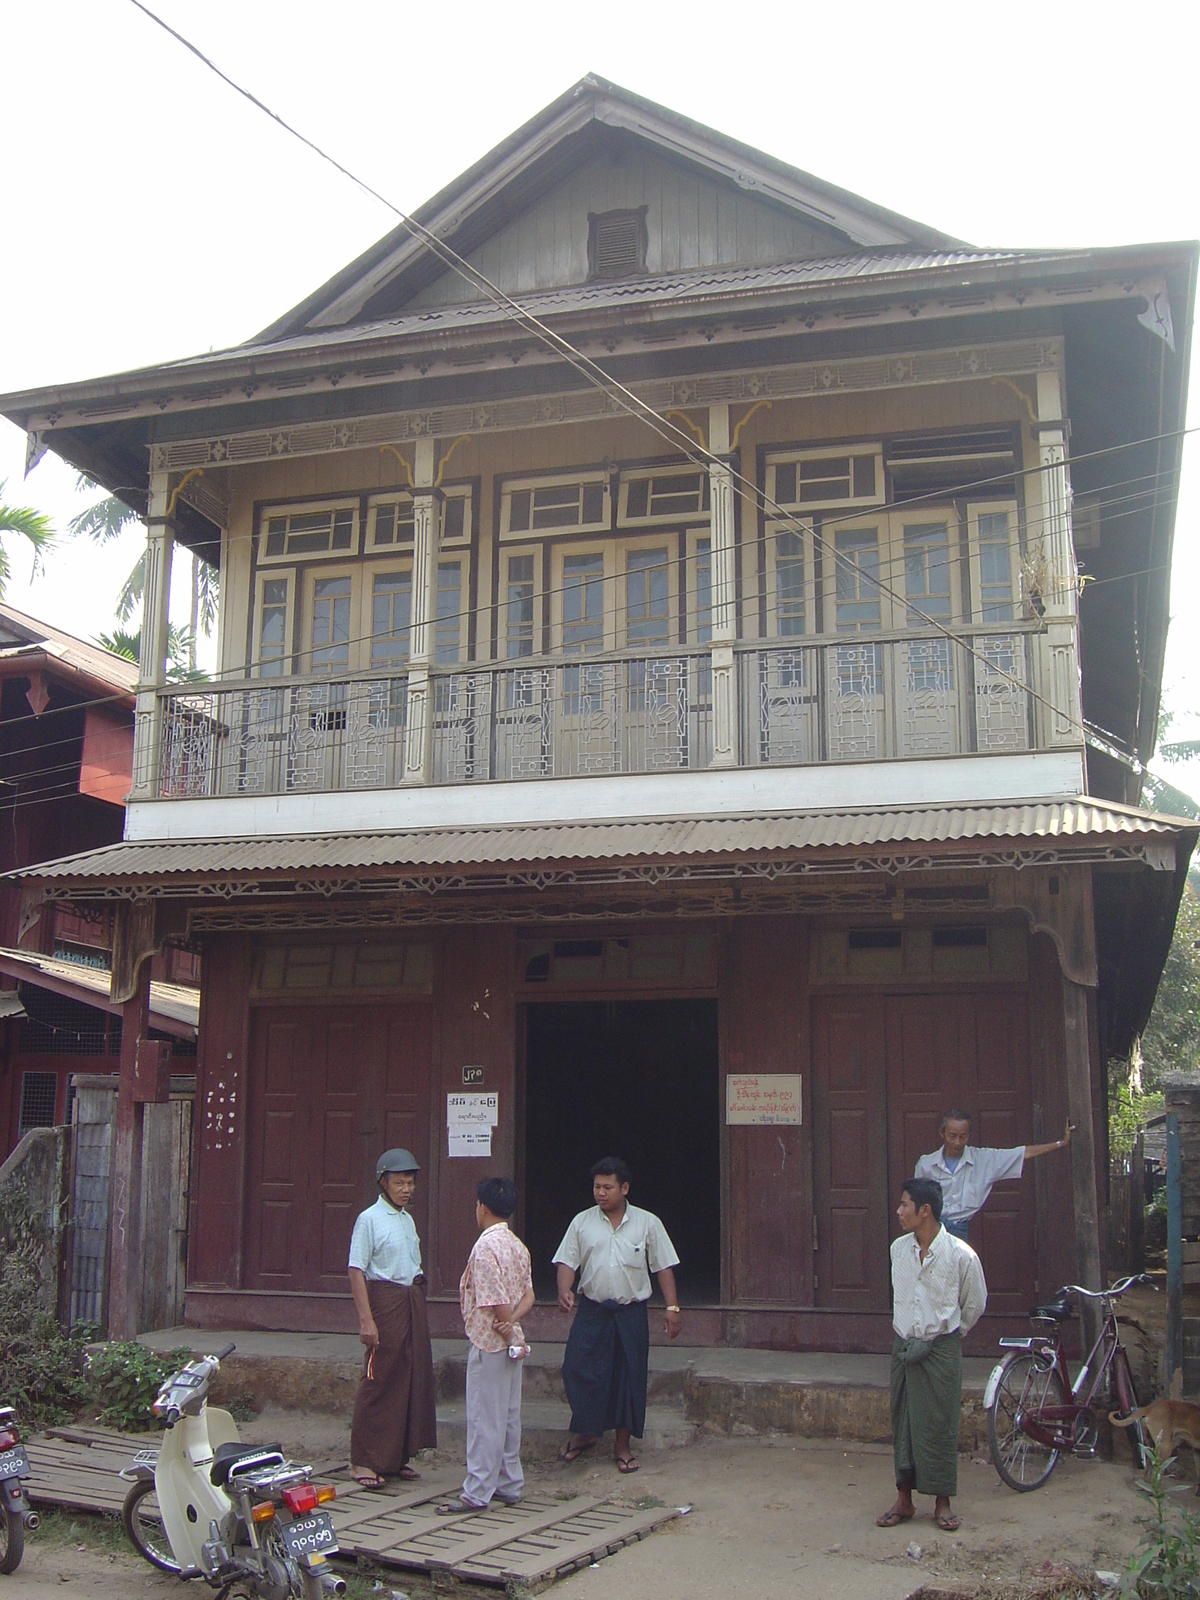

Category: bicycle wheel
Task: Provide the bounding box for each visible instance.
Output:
[988,1351,1067,1491]
[1111,1350,1147,1471]
[0,1505,24,1574]
[122,1479,181,1574]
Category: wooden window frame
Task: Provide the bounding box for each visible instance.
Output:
[617,465,710,528]
[500,471,611,542]
[686,528,714,646]
[366,485,472,553]
[550,542,615,655]
[766,446,885,514]
[299,563,362,676]
[764,518,816,640]
[966,500,1021,625]
[257,499,360,565]
[499,546,541,661]
[364,560,414,672]
[618,535,679,653]
[253,568,295,678]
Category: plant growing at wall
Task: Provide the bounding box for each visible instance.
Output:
[86,1342,192,1432]
[0,1197,90,1427]
[1120,1444,1200,1597]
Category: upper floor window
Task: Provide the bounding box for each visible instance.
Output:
[619,467,709,526]
[260,502,358,563]
[972,506,1018,623]
[500,472,610,539]
[767,448,884,513]
[367,485,472,551]
[503,553,537,659]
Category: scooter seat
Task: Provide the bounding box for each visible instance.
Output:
[1030,1299,1073,1323]
[210,1442,283,1486]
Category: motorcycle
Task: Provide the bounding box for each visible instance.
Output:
[119,1343,345,1599]
[0,1405,39,1575]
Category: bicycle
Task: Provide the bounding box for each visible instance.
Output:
[985,1273,1152,1491]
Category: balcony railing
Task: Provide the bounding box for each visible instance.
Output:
[155,624,1052,800]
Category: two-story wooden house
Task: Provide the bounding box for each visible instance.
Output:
[2,77,1195,1345]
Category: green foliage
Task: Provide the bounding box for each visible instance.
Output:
[1111,1081,1165,1157]
[0,477,56,594]
[0,1211,90,1427]
[1121,1444,1200,1597]
[95,624,206,683]
[1140,882,1200,1089]
[86,1341,191,1432]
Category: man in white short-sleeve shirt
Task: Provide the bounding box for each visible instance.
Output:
[915,1109,1073,1240]
[553,1157,681,1475]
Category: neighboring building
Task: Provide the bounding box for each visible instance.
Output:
[0,604,198,1156]
[1,78,1194,1344]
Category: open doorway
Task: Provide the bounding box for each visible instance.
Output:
[523,998,720,1303]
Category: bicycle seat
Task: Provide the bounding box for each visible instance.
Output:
[1030,1298,1073,1323]
[210,1442,283,1486]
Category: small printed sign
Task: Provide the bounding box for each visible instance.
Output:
[448,1128,493,1158]
[462,1065,485,1085]
[447,1092,499,1128]
[725,1074,802,1126]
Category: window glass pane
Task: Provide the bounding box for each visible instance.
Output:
[332,510,354,550]
[266,517,286,558]
[977,511,1015,622]
[903,521,952,626]
[834,528,882,631]
[853,455,877,498]
[799,457,851,502]
[435,561,462,664]
[694,537,712,645]
[505,555,535,658]
[259,577,289,676]
[581,482,605,524]
[774,463,797,505]
[625,547,670,646]
[311,576,352,673]
[371,571,411,667]
[562,553,605,654]
[776,529,806,636]
[532,483,582,529]
[374,506,396,546]
[626,479,650,520]
[443,496,466,540]
[508,490,531,532]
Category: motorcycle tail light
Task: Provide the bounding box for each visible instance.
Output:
[282,1485,318,1515]
[251,1502,276,1524]
[315,1485,336,1505]
[0,1431,15,1450]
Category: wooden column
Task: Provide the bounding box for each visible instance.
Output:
[707,405,738,767]
[130,472,175,799]
[402,438,441,786]
[1034,370,1082,750]
[108,962,151,1338]
[1062,974,1103,1348]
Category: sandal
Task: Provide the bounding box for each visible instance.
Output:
[557,1438,597,1464]
[615,1455,639,1474]
[396,1465,421,1480]
[935,1510,961,1532]
[875,1508,914,1527]
[435,1497,486,1516]
[350,1470,386,1490]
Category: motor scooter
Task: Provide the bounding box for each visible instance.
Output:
[0,1406,39,1575]
[120,1343,345,1599]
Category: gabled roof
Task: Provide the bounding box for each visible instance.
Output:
[0,600,137,703]
[256,73,963,341]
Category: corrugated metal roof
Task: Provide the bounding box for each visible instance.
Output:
[0,947,199,1029]
[0,600,137,696]
[14,800,1190,886]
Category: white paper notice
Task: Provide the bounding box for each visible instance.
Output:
[725,1074,802,1126]
[446,1092,499,1128]
[448,1128,493,1158]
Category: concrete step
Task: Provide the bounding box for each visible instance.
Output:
[435,1397,697,1452]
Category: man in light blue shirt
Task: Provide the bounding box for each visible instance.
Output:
[347,1148,437,1487]
[915,1109,1072,1240]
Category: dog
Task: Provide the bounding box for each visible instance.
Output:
[1110,1399,1200,1487]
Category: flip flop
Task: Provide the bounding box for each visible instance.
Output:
[935,1511,961,1532]
[396,1465,421,1480]
[615,1455,640,1474]
[350,1470,386,1490]
[435,1497,487,1516]
[875,1508,914,1527]
[557,1439,596,1464]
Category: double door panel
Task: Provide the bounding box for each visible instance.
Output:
[245,1003,432,1293]
[812,989,1035,1316]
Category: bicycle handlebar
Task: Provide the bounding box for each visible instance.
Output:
[1057,1274,1152,1300]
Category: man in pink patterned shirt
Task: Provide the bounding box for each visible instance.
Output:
[439,1177,535,1515]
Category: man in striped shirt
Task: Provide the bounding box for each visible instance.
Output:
[876,1177,987,1534]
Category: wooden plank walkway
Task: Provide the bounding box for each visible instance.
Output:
[24,1426,680,1587]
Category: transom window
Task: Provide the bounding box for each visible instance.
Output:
[367,486,471,551]
[260,503,357,562]
[767,448,883,512]
[619,468,709,526]
[500,473,610,539]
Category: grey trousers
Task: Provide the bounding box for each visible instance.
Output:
[462,1344,524,1508]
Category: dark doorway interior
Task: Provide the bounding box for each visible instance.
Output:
[523,998,720,1303]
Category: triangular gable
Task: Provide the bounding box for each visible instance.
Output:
[257,74,960,341]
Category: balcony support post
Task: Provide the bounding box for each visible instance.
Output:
[1034,370,1082,750]
[707,405,739,767]
[402,437,442,785]
[131,471,175,799]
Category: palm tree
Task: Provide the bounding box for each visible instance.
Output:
[97,624,204,683]
[0,480,56,594]
[71,476,218,671]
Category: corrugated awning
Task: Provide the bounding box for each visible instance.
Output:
[0,947,199,1036]
[9,799,1193,893]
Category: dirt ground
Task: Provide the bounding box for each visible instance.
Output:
[2,1411,1153,1600]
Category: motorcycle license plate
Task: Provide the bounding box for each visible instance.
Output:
[0,1446,29,1480]
[281,1511,338,1560]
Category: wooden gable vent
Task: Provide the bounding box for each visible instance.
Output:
[587,206,649,281]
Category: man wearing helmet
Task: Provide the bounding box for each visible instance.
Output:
[347,1148,438,1488]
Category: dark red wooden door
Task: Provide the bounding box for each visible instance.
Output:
[811,995,890,1309]
[245,1004,432,1293]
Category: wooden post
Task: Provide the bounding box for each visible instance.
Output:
[130,472,174,800]
[1131,1130,1145,1274]
[707,405,738,768]
[107,963,151,1339]
[1168,1110,1183,1390]
[401,438,441,786]
[1062,975,1103,1349]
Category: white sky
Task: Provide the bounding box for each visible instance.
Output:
[1,0,1197,787]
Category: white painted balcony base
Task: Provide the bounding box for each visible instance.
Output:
[124,747,1086,843]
